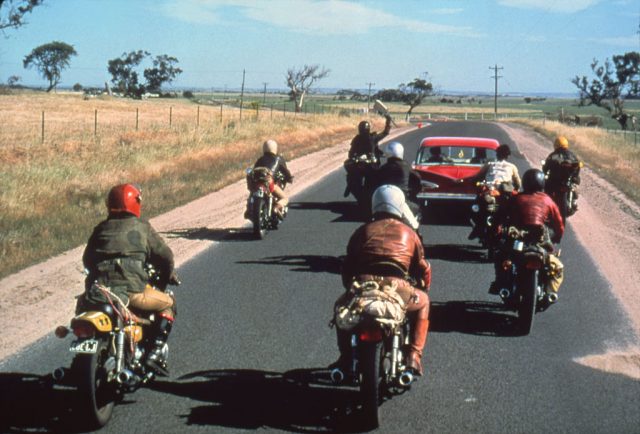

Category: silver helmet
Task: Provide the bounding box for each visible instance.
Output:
[371,184,405,218]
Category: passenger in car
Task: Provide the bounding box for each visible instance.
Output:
[470,148,488,164]
[426,147,452,163]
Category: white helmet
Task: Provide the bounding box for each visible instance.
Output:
[371,184,405,219]
[385,141,404,159]
[263,139,278,154]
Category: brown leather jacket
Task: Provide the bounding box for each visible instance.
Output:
[342,215,431,290]
[509,192,565,243]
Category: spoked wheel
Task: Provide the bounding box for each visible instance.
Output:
[251,196,268,240]
[359,341,384,430]
[72,339,116,429]
[517,270,538,335]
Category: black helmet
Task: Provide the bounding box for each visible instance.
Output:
[522,168,545,193]
[358,120,370,135]
[496,144,511,160]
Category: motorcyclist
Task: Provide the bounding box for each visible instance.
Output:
[80,183,179,376]
[344,114,392,198]
[245,139,293,218]
[332,185,431,376]
[542,135,582,211]
[374,141,423,228]
[492,169,565,300]
[460,144,522,240]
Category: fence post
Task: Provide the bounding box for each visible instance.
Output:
[220,104,223,122]
[41,111,45,143]
[169,106,172,127]
[283,102,286,117]
[94,109,98,136]
[136,108,139,131]
[197,105,200,128]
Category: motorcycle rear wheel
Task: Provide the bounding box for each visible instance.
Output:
[72,339,116,429]
[359,341,383,430]
[252,196,268,240]
[517,270,538,335]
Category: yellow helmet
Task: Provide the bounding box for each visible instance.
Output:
[554,136,569,149]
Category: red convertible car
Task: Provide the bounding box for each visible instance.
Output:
[412,136,500,205]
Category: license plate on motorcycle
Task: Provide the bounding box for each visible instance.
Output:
[69,339,99,354]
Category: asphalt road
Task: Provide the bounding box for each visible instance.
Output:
[1,121,639,433]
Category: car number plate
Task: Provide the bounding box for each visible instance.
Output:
[69,339,99,354]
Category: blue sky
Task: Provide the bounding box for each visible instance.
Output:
[1,0,638,94]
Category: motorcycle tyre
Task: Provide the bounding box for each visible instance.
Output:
[359,341,383,430]
[252,196,268,240]
[72,339,115,429]
[517,269,538,335]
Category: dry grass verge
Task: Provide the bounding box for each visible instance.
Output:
[0,93,386,278]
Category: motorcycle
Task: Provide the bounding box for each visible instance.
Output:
[494,226,557,335]
[53,266,180,429]
[245,167,287,239]
[543,160,581,222]
[470,180,516,259]
[330,280,415,429]
[343,153,379,216]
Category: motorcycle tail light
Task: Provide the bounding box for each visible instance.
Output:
[524,256,544,270]
[501,260,512,271]
[359,328,383,342]
[72,322,96,338]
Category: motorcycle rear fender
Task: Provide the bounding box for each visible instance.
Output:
[71,311,113,333]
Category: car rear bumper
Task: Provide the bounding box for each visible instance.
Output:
[417,192,476,201]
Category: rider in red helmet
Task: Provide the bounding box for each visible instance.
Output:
[80,183,179,376]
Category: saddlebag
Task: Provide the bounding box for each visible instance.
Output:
[334,280,406,330]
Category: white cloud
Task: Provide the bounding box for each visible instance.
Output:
[498,0,600,13]
[162,0,480,37]
[430,8,465,15]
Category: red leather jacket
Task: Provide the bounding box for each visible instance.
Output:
[342,215,431,290]
[510,191,565,243]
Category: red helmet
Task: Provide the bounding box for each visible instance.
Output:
[107,183,142,217]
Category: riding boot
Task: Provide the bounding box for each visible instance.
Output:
[146,315,173,376]
[406,311,429,376]
[328,328,352,372]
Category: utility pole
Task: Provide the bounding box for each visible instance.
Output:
[489,64,503,115]
[239,69,245,121]
[366,82,375,112]
[262,82,268,104]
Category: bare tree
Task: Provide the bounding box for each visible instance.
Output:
[572,51,640,130]
[0,0,43,32]
[285,64,330,112]
[399,75,434,121]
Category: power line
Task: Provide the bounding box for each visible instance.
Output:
[366,82,375,112]
[489,64,503,114]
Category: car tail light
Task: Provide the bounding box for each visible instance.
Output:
[359,327,383,342]
[501,259,512,271]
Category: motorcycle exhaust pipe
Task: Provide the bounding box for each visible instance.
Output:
[499,288,511,299]
[52,367,66,381]
[547,292,559,303]
[398,370,414,386]
[330,368,345,384]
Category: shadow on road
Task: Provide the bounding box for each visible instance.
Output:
[148,368,375,433]
[424,243,490,263]
[429,300,522,337]
[289,201,366,223]
[163,227,256,242]
[237,255,343,274]
[0,372,82,433]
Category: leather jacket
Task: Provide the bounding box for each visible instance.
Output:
[375,157,422,201]
[348,117,391,159]
[543,149,581,187]
[342,215,431,290]
[507,192,565,243]
[254,152,293,185]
